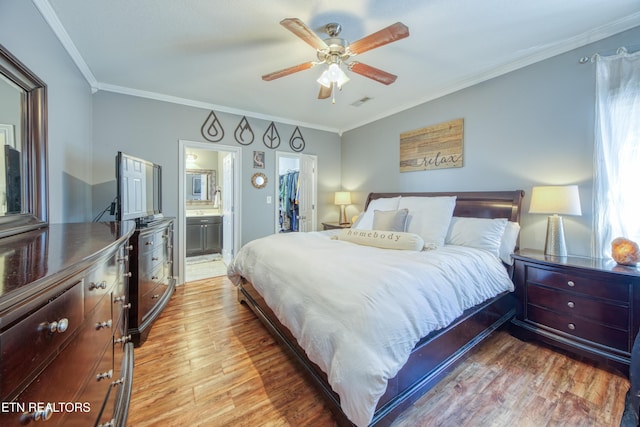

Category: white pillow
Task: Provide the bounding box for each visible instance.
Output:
[333,229,426,251]
[352,196,401,230]
[445,217,508,257]
[499,221,521,265]
[398,196,457,247]
[372,209,409,232]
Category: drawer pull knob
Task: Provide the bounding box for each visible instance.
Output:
[146,241,154,246]
[152,294,160,299]
[20,406,53,422]
[98,421,115,427]
[567,301,575,308]
[127,245,133,251]
[114,295,126,303]
[96,319,113,330]
[152,256,159,261]
[39,318,69,334]
[568,323,576,330]
[124,303,132,309]
[567,280,575,287]
[124,272,132,278]
[112,377,125,387]
[152,275,159,280]
[114,334,131,344]
[96,369,113,381]
[117,255,129,263]
[89,280,107,291]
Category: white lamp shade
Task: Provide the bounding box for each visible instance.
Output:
[334,191,351,205]
[529,185,582,216]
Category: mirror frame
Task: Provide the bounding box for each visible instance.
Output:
[0,43,48,238]
[186,169,215,205]
[251,172,267,189]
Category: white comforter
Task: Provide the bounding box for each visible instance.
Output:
[227,231,514,427]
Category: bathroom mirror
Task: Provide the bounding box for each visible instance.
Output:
[186,169,216,204]
[0,43,48,238]
[251,172,267,189]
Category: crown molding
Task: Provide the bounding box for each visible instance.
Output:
[32,0,99,92]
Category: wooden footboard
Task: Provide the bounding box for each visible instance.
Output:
[237,279,514,426]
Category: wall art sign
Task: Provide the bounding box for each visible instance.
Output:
[399,118,463,172]
[263,122,281,149]
[201,111,224,142]
[289,126,305,152]
[234,116,255,145]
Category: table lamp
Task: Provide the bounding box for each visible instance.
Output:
[529,185,582,256]
[334,191,352,224]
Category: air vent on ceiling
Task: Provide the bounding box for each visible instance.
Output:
[350,96,373,107]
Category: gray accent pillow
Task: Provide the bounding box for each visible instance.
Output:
[372,208,409,232]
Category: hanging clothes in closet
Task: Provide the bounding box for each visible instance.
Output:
[279,170,299,232]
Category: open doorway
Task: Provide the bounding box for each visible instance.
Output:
[178,141,242,284]
[275,151,317,233]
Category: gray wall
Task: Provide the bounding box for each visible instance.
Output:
[91,91,341,247]
[341,26,640,257]
[1,0,94,223]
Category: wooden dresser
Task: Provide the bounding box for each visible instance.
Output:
[128,218,175,347]
[0,222,135,426]
[511,249,640,375]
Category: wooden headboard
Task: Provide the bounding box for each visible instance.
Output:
[364,190,525,223]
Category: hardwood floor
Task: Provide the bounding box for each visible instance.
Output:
[128,276,629,426]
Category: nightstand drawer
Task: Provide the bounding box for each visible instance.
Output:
[527,284,629,329]
[526,265,629,302]
[527,305,628,351]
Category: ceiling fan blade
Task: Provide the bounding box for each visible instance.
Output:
[262,61,315,81]
[318,84,332,99]
[348,62,397,85]
[280,18,328,51]
[348,22,409,55]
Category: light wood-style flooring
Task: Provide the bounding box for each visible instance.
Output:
[128,276,629,426]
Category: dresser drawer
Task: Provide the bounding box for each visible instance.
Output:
[139,229,167,255]
[527,304,629,352]
[85,248,126,314]
[142,244,165,272]
[0,282,83,400]
[140,282,169,324]
[525,265,630,302]
[527,284,629,330]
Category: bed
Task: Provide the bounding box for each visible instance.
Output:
[228,190,524,426]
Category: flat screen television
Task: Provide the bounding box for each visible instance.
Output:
[115,151,162,225]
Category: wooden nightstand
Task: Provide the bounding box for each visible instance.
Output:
[511,249,640,376]
[321,222,351,230]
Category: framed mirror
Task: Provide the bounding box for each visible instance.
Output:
[186,169,216,205]
[0,43,48,238]
[251,172,267,189]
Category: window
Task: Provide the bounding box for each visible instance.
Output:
[593,48,640,258]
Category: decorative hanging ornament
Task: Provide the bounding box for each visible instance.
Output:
[263,122,281,149]
[289,126,305,152]
[201,111,224,143]
[234,116,255,145]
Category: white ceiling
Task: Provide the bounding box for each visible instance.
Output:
[39,0,640,134]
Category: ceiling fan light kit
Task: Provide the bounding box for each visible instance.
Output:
[262,18,409,102]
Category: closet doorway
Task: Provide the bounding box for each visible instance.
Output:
[178,141,242,284]
[275,152,317,233]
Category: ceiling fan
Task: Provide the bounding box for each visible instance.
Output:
[262,18,410,101]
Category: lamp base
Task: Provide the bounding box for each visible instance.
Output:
[339,205,348,225]
[544,214,567,257]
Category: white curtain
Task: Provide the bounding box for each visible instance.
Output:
[593,48,640,258]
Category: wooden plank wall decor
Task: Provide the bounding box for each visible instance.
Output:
[400,118,464,172]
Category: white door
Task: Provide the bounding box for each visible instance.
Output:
[297,154,317,232]
[222,152,235,263]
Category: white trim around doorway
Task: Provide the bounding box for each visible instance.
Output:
[178,140,242,285]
